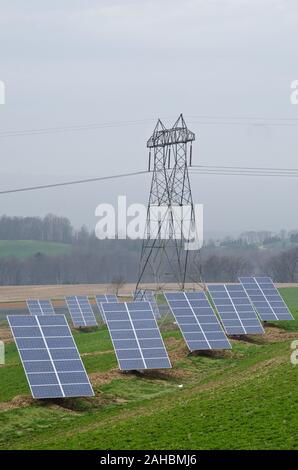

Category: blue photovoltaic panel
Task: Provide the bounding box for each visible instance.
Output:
[95,294,118,323]
[65,296,97,327]
[239,277,294,321]
[207,284,264,335]
[165,292,231,351]
[7,315,94,399]
[27,299,55,316]
[133,290,161,318]
[101,301,171,371]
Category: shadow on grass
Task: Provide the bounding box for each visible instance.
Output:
[188,349,234,360]
[124,369,175,382]
[73,326,99,334]
[229,334,266,345]
[37,393,121,412]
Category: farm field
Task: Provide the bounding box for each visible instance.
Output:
[0,287,297,450]
[0,240,72,260]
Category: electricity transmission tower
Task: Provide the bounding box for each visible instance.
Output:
[135,114,200,292]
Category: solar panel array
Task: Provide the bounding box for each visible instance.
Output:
[7,315,94,399]
[95,294,118,323]
[207,284,264,335]
[65,296,97,327]
[101,301,171,370]
[27,299,55,316]
[239,277,294,321]
[165,292,231,351]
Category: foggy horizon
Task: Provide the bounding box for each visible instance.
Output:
[0,1,298,235]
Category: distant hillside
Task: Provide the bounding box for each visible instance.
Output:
[0,240,72,259]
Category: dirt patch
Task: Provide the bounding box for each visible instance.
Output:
[0,283,203,303]
[0,395,35,412]
[0,327,13,344]
[89,352,192,386]
[262,326,298,343]
[165,337,189,362]
[89,368,126,386]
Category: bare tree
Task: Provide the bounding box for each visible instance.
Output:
[266,247,298,282]
[111,275,126,295]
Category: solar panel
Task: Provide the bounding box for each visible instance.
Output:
[27,299,55,316]
[95,294,118,323]
[207,284,264,335]
[101,301,172,370]
[133,290,161,318]
[65,296,97,327]
[239,277,294,321]
[7,315,94,399]
[165,292,231,351]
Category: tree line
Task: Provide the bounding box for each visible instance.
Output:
[0,214,298,285]
[0,245,296,285]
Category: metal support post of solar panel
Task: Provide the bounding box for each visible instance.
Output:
[27,299,55,315]
[133,290,144,301]
[239,277,294,321]
[65,296,98,327]
[101,301,171,371]
[95,294,118,323]
[164,292,231,351]
[7,315,94,399]
[207,284,264,335]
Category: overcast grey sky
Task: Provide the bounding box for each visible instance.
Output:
[0,0,297,237]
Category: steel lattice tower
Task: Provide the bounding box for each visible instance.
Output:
[135,114,199,292]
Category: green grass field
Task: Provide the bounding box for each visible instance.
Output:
[0,240,72,259]
[0,287,297,450]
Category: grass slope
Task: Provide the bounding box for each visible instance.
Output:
[0,288,297,450]
[0,240,72,259]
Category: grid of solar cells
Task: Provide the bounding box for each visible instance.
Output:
[65,296,97,327]
[133,290,160,318]
[27,299,55,316]
[165,292,231,351]
[95,294,118,322]
[101,301,171,371]
[7,315,94,399]
[239,277,294,321]
[207,285,264,335]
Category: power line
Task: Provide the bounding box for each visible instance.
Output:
[189,169,298,178]
[187,120,298,127]
[0,170,148,195]
[0,118,157,138]
[191,164,298,174]
[187,114,298,122]
[1,114,298,139]
[2,164,298,196]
